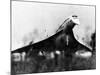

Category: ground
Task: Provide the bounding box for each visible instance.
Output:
[11,50,96,75]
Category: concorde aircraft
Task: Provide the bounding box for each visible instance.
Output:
[11,15,92,59]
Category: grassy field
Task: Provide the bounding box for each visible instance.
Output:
[11,50,96,75]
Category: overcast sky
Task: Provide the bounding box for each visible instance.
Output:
[12,1,95,50]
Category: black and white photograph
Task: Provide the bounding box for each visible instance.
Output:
[11,0,96,75]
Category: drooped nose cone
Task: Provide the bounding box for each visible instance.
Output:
[70,15,80,25]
